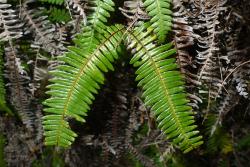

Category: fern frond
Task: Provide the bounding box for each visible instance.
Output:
[34,106,44,144]
[66,0,115,44]
[0,2,23,41]
[45,7,71,23]
[143,0,173,43]
[126,24,203,153]
[87,0,115,31]
[208,88,239,136]
[195,0,227,98]
[172,0,202,109]
[43,24,124,147]
[4,44,35,132]
[66,0,87,25]
[127,143,156,167]
[19,3,61,55]
[67,0,115,46]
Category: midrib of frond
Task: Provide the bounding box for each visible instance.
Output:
[128,31,195,148]
[55,28,123,144]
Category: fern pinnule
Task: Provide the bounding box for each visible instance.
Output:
[43,25,125,147]
[126,23,203,153]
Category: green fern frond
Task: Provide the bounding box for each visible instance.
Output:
[43,24,124,147]
[126,24,203,153]
[0,44,12,115]
[88,0,115,31]
[143,0,173,43]
[40,0,64,5]
[45,7,71,23]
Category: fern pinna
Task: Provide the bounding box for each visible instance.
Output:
[43,0,203,152]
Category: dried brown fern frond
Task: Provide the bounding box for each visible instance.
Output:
[0,0,23,41]
[127,143,156,167]
[19,1,63,55]
[210,88,239,135]
[4,44,35,132]
[33,103,44,144]
[213,11,250,99]
[0,116,41,166]
[173,0,202,109]
[100,70,132,160]
[194,0,228,98]
[66,0,87,26]
[233,64,250,98]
